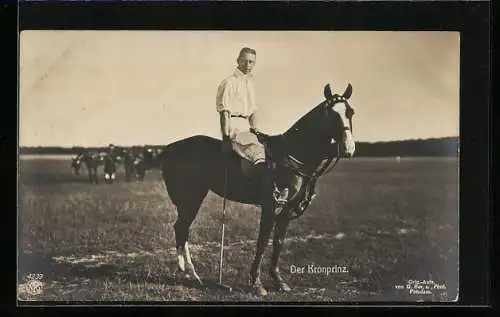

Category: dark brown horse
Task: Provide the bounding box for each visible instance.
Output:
[136,146,162,180]
[122,147,162,181]
[159,83,356,296]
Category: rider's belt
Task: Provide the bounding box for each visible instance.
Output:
[231,114,248,119]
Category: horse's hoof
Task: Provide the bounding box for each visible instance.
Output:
[270,271,291,292]
[276,281,292,292]
[174,269,187,279]
[249,283,268,296]
[194,276,203,285]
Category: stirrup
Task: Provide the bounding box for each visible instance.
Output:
[273,187,289,205]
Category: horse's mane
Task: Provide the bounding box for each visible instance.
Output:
[278,100,334,164]
[284,101,327,137]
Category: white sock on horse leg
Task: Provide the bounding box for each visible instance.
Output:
[183,242,202,283]
[177,247,186,272]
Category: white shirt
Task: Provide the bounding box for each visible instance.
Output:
[216,68,257,117]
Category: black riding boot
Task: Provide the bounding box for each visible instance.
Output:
[298,179,318,211]
[254,162,289,204]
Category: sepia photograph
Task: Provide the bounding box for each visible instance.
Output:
[18,30,459,302]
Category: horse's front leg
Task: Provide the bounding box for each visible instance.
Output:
[249,206,275,296]
[87,168,93,184]
[93,168,99,184]
[269,211,292,292]
[125,164,131,182]
[268,174,304,292]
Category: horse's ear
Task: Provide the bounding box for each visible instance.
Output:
[342,83,353,99]
[324,84,334,100]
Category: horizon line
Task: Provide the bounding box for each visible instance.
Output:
[18,135,459,148]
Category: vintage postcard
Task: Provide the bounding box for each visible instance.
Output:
[18,30,460,302]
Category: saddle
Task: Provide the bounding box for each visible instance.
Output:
[236,129,278,182]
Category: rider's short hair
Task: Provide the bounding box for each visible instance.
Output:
[238,47,256,60]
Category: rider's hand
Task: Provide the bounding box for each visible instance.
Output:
[250,128,268,143]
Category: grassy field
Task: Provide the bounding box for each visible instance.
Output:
[18,155,459,302]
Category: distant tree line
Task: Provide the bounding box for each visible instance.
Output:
[352,137,459,157]
[19,145,164,155]
[19,137,459,157]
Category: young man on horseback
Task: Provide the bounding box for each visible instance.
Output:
[216,47,289,204]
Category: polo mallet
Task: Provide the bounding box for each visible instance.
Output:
[215,155,233,292]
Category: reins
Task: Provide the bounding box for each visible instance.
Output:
[282,142,341,181]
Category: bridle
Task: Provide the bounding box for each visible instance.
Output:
[325,94,354,133]
[281,97,354,181]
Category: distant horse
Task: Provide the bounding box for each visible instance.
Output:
[71,150,105,184]
[70,155,84,175]
[121,148,142,182]
[132,146,162,181]
[143,146,162,168]
[159,83,356,296]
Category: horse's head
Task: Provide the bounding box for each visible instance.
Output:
[98,152,107,161]
[111,147,126,164]
[125,149,140,165]
[322,83,356,157]
[121,148,131,161]
[71,155,82,175]
[142,147,161,168]
[285,82,356,159]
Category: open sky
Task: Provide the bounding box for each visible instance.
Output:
[19,31,459,147]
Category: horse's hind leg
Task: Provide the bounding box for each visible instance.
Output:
[174,214,202,284]
[172,187,207,285]
[137,165,146,181]
[87,168,93,184]
[269,211,292,292]
[125,164,131,182]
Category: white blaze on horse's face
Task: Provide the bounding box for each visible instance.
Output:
[324,83,356,158]
[332,102,355,158]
